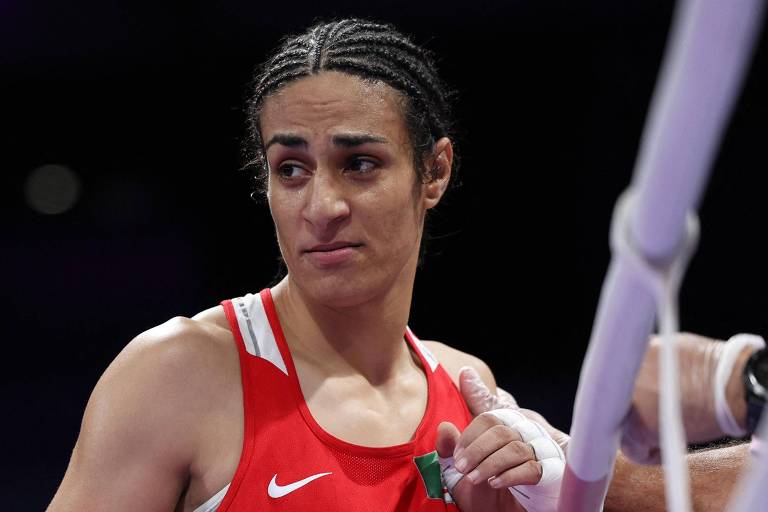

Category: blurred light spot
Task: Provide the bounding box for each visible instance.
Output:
[24,164,81,215]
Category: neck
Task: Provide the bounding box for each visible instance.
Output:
[270,270,418,386]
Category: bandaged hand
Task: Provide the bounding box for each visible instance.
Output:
[621,332,764,465]
[436,366,568,512]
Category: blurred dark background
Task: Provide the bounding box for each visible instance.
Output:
[2,1,767,508]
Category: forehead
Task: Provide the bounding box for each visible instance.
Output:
[259,71,410,148]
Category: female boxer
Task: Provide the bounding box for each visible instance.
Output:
[47,18,564,512]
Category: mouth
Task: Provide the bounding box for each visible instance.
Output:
[303,244,362,268]
[306,243,363,253]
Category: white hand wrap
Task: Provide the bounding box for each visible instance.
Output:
[438,409,565,512]
[438,454,463,494]
[485,409,565,512]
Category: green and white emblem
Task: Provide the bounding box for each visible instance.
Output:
[414,451,455,504]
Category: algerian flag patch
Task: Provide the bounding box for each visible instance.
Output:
[413,451,455,504]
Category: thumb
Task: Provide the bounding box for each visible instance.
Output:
[496,386,520,410]
[459,365,500,415]
[436,421,461,458]
[436,421,463,495]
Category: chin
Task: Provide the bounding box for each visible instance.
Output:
[317,283,376,309]
[295,270,380,309]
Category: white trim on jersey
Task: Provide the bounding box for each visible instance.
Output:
[191,482,229,512]
[233,293,288,375]
[408,326,438,373]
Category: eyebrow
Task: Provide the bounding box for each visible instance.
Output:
[264,132,389,151]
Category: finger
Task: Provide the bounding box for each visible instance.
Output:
[436,422,464,494]
[454,409,518,457]
[488,460,543,488]
[459,366,499,415]
[462,440,536,486]
[453,424,525,475]
[436,421,461,458]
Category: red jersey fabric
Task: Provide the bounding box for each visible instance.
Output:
[214,287,472,511]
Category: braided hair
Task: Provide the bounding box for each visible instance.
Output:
[242,17,462,271]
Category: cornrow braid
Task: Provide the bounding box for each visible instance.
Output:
[310,24,331,72]
[241,17,462,272]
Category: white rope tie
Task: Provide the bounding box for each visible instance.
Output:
[610,188,700,512]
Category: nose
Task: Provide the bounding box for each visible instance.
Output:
[302,170,350,234]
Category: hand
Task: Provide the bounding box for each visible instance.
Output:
[621,333,759,465]
[436,367,568,512]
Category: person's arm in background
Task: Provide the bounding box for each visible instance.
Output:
[605,442,750,512]
[621,333,760,463]
[607,332,763,512]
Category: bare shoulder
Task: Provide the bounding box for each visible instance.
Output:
[111,308,235,394]
[47,308,237,511]
[190,303,231,332]
[105,307,239,432]
[421,340,497,394]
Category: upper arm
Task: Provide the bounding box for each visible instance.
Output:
[422,340,497,395]
[47,318,215,512]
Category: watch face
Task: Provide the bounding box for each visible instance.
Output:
[748,349,768,399]
[755,350,768,384]
[744,348,768,435]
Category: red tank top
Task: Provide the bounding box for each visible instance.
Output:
[214,287,472,511]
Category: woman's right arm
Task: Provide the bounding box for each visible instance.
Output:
[46,317,215,512]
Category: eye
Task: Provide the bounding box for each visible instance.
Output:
[275,163,307,180]
[347,157,378,175]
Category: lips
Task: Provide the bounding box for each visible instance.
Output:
[304,244,361,268]
[306,241,362,252]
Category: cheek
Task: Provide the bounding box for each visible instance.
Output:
[363,190,422,249]
[268,196,297,249]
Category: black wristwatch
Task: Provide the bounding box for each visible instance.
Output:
[743,347,768,435]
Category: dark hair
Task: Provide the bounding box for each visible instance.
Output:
[241,17,462,277]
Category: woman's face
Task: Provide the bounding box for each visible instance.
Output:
[260,70,450,308]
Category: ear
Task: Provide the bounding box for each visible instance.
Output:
[422,137,453,210]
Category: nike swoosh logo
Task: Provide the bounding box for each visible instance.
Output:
[267,472,332,498]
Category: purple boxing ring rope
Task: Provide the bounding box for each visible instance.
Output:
[558,1,766,511]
